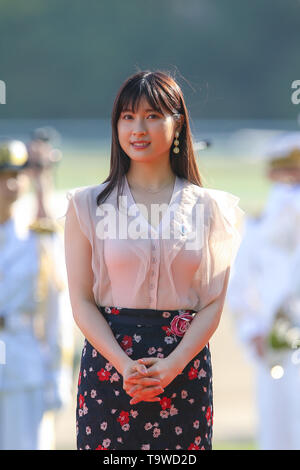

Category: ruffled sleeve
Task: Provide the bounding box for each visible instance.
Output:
[195,188,245,311]
[60,186,93,243]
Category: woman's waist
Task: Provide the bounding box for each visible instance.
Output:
[97,305,197,328]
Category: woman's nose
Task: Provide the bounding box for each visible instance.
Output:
[132,119,147,135]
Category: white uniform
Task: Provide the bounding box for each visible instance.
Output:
[0,216,74,450]
[227,183,300,450]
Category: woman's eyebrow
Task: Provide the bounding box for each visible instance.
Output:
[121,108,160,113]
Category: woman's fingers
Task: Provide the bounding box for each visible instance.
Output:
[129,386,164,405]
[125,376,161,386]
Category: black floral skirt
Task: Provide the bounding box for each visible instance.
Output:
[76,306,213,451]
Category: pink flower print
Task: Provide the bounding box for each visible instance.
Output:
[97,399,103,405]
[103,438,111,448]
[198,368,207,378]
[164,336,174,344]
[114,390,120,396]
[111,409,117,414]
[144,422,153,431]
[148,347,156,355]
[169,405,178,416]
[117,437,123,443]
[157,353,164,358]
[175,426,182,435]
[86,426,91,435]
[110,372,120,383]
[122,424,130,432]
[78,409,83,417]
[153,428,161,438]
[193,420,200,429]
[83,403,88,415]
[104,307,111,313]
[170,313,194,337]
[83,369,87,378]
[90,389,97,398]
[141,444,150,450]
[160,410,169,419]
[100,422,107,431]
[195,436,201,445]
[176,445,182,449]
[162,311,171,318]
[203,386,207,392]
[157,347,163,352]
[181,390,188,399]
[188,398,195,404]
[92,349,97,358]
[130,410,138,418]
[194,359,200,369]
[105,362,113,371]
[153,422,159,427]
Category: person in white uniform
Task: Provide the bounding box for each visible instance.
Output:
[227,132,300,450]
[0,139,73,450]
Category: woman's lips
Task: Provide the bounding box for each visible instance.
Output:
[131,142,151,149]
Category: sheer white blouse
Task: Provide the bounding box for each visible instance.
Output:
[63,174,245,312]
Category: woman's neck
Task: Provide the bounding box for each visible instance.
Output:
[126,165,176,193]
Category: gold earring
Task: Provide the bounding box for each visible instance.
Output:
[173,131,180,154]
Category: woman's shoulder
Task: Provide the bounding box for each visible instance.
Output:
[185,181,241,210]
[185,181,245,231]
[66,181,110,203]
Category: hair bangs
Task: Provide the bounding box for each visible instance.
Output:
[117,76,177,118]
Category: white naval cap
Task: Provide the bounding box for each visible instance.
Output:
[264,132,300,168]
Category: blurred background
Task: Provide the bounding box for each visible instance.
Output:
[1,0,300,450]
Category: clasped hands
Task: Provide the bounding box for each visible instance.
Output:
[122,357,180,405]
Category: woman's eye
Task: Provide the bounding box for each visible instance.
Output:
[123,114,133,119]
[148,114,159,119]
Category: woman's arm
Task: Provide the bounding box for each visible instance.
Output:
[64,198,133,376]
[165,267,231,373]
[125,268,231,405]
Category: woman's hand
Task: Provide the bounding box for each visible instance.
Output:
[122,359,164,404]
[124,357,181,405]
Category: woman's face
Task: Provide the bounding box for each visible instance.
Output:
[117,95,181,163]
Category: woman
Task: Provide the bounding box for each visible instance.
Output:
[64,70,245,450]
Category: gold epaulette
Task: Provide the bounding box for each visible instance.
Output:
[29,217,62,234]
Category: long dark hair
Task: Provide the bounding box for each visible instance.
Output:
[96,70,203,208]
